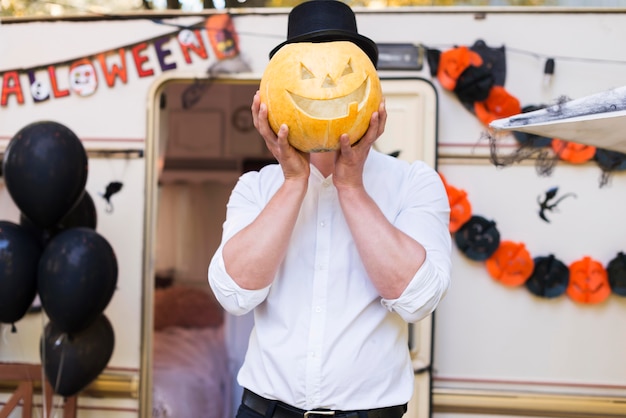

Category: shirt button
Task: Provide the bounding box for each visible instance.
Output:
[320,221,325,227]
[315,306,322,313]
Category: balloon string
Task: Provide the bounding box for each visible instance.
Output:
[41,314,65,418]
[107,152,131,181]
[49,333,67,418]
[1,324,10,346]
[40,314,47,418]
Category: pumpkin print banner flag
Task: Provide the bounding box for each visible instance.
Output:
[205,13,240,60]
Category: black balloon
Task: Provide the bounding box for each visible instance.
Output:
[58,191,97,231]
[38,227,118,333]
[41,314,115,397]
[2,121,88,228]
[20,192,98,248]
[19,213,51,249]
[0,221,42,325]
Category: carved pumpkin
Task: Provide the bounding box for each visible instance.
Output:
[259,41,382,152]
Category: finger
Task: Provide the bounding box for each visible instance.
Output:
[361,110,380,148]
[276,124,290,150]
[377,100,387,137]
[251,91,261,128]
[339,134,353,157]
[257,103,275,137]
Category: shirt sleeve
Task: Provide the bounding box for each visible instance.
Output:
[380,163,452,323]
[209,246,271,316]
[208,171,274,316]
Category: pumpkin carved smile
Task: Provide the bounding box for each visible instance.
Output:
[288,78,370,119]
[260,41,382,152]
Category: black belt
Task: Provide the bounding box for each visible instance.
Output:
[242,389,407,418]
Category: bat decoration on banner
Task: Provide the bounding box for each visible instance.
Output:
[100,181,124,213]
[537,186,577,223]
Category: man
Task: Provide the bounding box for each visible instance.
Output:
[208,1,451,417]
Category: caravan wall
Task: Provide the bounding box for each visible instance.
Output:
[1,7,626,418]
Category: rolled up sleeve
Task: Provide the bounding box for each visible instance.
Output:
[381,257,450,323]
[208,170,276,316]
[208,246,271,316]
[381,163,451,323]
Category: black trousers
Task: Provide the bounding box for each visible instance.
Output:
[236,389,406,418]
[236,403,265,418]
[235,404,372,418]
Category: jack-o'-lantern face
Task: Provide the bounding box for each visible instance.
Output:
[259,41,382,152]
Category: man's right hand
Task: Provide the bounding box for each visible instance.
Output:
[252,91,310,181]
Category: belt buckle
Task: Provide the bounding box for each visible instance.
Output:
[303,411,335,417]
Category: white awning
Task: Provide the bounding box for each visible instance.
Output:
[489,86,626,154]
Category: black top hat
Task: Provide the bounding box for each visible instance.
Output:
[269,0,378,67]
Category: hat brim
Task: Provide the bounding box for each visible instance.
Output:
[269,30,378,67]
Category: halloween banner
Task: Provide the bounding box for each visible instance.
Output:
[0,14,239,108]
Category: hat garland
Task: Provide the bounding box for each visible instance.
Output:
[441,174,626,304]
[427,40,520,126]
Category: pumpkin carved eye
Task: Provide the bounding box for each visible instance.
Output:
[300,64,315,80]
[341,61,353,77]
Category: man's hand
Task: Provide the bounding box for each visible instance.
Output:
[333,100,387,190]
[252,91,310,181]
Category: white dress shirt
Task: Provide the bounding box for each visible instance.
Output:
[208,149,451,411]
